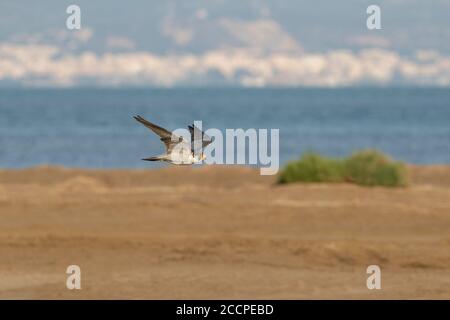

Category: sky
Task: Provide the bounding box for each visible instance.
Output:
[0,0,449,87]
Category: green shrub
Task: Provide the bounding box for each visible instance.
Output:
[343,150,408,187]
[278,152,344,184]
[277,150,408,187]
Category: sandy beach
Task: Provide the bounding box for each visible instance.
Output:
[0,165,449,299]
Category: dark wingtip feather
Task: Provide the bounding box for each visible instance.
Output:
[134,115,147,124]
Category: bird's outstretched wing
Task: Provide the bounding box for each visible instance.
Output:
[134,115,185,152]
[188,124,213,153]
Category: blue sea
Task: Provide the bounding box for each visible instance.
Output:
[0,87,449,168]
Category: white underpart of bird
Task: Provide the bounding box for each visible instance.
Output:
[133,115,212,165]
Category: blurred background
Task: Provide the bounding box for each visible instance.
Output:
[0,0,449,168]
[1,0,450,87]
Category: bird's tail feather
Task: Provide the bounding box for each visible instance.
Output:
[142,156,163,161]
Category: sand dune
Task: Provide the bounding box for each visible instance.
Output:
[0,165,449,299]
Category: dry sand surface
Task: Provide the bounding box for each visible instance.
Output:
[0,165,449,299]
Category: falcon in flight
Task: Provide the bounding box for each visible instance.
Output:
[133,115,212,165]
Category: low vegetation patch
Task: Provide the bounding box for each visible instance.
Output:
[278,150,408,187]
